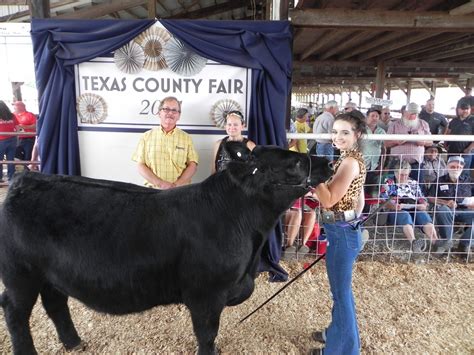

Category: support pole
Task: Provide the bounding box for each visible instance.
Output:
[375,61,385,99]
[30,0,50,18]
[406,80,412,103]
[148,0,156,18]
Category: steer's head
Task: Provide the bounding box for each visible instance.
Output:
[249,146,332,190]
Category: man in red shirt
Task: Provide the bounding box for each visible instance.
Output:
[13,101,36,161]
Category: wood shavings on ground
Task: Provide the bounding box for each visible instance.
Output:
[0,260,472,354]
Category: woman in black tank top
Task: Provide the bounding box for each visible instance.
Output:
[212,111,256,173]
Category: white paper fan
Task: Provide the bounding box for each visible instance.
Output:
[114,41,145,74]
[210,99,243,128]
[164,37,207,77]
[77,93,108,124]
[134,26,171,71]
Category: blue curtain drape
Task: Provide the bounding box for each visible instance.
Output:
[31,18,291,281]
[31,19,156,175]
[160,20,292,147]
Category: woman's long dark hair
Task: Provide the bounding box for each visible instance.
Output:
[334,109,368,149]
[0,100,14,122]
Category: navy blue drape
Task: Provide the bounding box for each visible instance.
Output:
[160,20,292,147]
[31,19,291,281]
[31,19,156,175]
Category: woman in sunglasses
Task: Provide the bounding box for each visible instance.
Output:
[212,111,256,173]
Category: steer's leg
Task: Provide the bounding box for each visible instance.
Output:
[186,296,225,355]
[1,281,40,355]
[40,283,82,350]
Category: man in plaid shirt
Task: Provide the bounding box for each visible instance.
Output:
[133,96,199,189]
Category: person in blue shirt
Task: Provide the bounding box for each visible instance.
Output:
[428,156,474,254]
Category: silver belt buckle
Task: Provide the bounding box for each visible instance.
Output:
[344,210,356,222]
[321,211,335,223]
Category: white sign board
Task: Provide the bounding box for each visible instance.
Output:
[75,50,251,185]
[365,97,393,106]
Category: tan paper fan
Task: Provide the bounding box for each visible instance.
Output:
[77,93,108,124]
[210,99,243,128]
[134,26,171,71]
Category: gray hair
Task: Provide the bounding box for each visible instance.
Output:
[325,100,338,110]
[344,102,357,109]
[395,159,412,172]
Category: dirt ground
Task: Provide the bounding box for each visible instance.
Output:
[0,259,472,354]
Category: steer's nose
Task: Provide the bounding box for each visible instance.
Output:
[328,161,334,170]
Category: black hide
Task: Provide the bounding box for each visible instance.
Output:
[0,145,332,355]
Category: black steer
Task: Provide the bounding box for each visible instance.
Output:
[0,145,332,355]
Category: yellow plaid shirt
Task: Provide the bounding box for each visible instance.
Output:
[132,127,199,187]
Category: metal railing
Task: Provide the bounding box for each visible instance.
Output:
[282,133,473,264]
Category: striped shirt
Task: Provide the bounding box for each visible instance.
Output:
[132,127,199,187]
[387,119,431,164]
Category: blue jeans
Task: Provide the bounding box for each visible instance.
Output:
[317,143,334,161]
[323,222,362,355]
[386,210,432,228]
[433,205,474,248]
[0,137,17,181]
[18,137,35,161]
[460,150,473,181]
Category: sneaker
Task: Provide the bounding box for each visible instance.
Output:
[361,229,370,248]
[310,348,324,355]
[311,331,326,343]
[298,245,311,254]
[455,244,469,254]
[434,240,452,254]
[412,239,425,253]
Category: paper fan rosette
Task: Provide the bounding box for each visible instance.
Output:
[77,93,108,124]
[210,99,243,128]
[164,37,207,77]
[114,41,145,74]
[134,26,171,71]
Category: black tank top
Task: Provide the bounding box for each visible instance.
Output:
[215,136,249,172]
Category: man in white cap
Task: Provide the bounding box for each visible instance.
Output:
[385,102,432,183]
[428,155,473,254]
[313,100,338,161]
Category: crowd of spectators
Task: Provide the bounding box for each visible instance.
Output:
[286,93,473,256]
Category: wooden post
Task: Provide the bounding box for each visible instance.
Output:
[358,87,363,108]
[430,81,437,99]
[30,0,50,18]
[148,0,156,19]
[279,0,289,20]
[375,61,385,98]
[406,80,412,103]
[466,78,472,92]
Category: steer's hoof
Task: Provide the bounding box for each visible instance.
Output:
[66,340,86,352]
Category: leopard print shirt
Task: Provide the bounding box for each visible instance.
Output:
[328,149,367,212]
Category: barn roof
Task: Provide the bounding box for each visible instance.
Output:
[2,0,474,96]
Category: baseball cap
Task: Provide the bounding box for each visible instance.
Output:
[425,144,441,153]
[366,107,381,115]
[447,156,465,166]
[406,102,420,114]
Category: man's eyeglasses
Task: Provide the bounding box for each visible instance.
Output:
[160,107,181,114]
[344,107,351,111]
